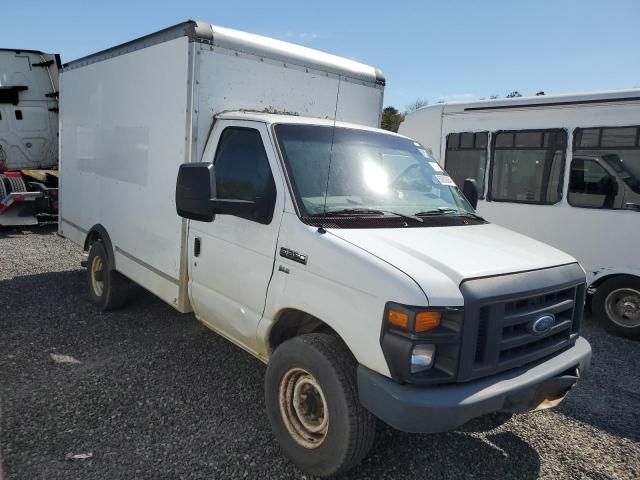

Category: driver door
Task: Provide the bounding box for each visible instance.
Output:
[188,120,284,353]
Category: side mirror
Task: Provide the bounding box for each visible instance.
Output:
[176,163,215,222]
[176,163,256,222]
[462,178,479,209]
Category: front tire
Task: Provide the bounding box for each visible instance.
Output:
[86,240,130,311]
[265,334,376,477]
[592,275,640,340]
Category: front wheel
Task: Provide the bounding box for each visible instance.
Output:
[592,275,640,340]
[265,333,376,477]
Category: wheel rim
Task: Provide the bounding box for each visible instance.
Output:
[279,368,329,449]
[605,287,640,329]
[90,255,104,297]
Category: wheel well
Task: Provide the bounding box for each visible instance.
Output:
[84,230,101,251]
[590,273,640,292]
[83,224,115,269]
[268,309,338,354]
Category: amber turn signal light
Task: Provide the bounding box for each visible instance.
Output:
[388,309,409,328]
[415,311,441,332]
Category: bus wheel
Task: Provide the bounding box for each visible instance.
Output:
[593,275,640,340]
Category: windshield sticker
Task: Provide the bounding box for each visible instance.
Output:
[435,175,456,186]
[429,162,444,172]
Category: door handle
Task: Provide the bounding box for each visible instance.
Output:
[194,237,201,257]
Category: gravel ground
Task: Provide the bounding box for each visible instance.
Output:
[0,224,638,480]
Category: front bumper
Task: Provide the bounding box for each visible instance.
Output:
[358,336,591,433]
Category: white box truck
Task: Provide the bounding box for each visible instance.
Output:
[59,21,591,477]
[400,90,640,339]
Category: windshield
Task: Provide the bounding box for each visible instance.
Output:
[275,125,475,219]
[601,154,640,194]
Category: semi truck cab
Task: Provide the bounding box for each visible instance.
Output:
[0,48,60,226]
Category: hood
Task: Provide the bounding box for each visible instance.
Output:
[328,223,577,306]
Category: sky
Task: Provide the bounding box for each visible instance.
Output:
[2,0,639,109]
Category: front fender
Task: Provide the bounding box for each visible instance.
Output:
[257,213,428,377]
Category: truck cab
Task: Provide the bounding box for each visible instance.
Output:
[174,111,591,473]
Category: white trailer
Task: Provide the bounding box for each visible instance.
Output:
[0,49,60,225]
[60,21,591,476]
[400,90,640,339]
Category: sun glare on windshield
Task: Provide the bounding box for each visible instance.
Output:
[362,159,390,195]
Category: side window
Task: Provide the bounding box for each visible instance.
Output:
[573,126,640,210]
[213,127,276,224]
[490,129,566,204]
[445,131,488,197]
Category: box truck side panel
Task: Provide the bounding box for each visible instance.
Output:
[194,45,383,160]
[59,36,191,309]
[333,78,383,128]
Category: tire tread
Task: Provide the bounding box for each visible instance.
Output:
[87,240,129,311]
[265,333,376,477]
[301,334,376,474]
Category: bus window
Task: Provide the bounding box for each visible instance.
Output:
[490,129,566,204]
[573,126,640,210]
[445,131,488,197]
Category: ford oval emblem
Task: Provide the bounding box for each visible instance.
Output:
[530,314,555,335]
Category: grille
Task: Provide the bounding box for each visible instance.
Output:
[458,265,586,382]
[499,287,576,365]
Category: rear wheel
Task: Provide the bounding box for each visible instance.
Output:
[593,275,640,340]
[86,240,130,311]
[265,333,376,477]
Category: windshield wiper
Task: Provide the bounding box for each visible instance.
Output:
[414,207,461,216]
[414,207,485,221]
[313,208,423,223]
[315,208,385,216]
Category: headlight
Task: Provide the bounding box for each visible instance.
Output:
[381,302,463,384]
[411,344,436,373]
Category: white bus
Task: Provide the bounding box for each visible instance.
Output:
[400,89,640,339]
